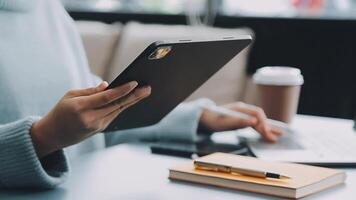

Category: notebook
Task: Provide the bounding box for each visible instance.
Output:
[169,153,346,199]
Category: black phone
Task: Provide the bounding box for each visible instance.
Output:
[150,139,253,158]
[105,37,252,132]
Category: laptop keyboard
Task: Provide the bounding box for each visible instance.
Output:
[247,129,356,161]
[299,131,356,160]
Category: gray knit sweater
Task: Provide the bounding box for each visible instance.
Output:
[0,0,213,189]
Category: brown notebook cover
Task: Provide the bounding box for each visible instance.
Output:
[169,153,346,199]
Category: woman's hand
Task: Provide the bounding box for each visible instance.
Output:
[198,102,282,142]
[30,81,151,158]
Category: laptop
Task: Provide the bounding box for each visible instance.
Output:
[244,117,356,167]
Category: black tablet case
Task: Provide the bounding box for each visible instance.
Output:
[105,37,252,132]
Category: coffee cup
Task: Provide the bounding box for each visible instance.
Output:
[253,67,304,123]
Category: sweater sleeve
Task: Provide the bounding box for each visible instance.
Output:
[0,117,69,189]
[105,98,216,146]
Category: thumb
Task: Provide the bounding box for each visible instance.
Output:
[67,81,108,97]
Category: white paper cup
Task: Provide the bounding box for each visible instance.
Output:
[253,67,304,123]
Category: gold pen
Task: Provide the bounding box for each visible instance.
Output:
[194,160,291,180]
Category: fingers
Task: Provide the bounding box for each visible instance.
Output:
[228,102,278,142]
[219,117,256,131]
[95,86,151,118]
[66,82,108,97]
[271,126,283,136]
[81,81,138,108]
[100,86,151,125]
[229,102,268,128]
[233,117,257,128]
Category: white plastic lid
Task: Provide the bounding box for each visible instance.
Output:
[253,67,304,86]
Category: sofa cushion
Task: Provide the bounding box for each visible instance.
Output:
[107,22,253,104]
[76,21,122,78]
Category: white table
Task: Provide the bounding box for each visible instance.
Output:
[1,115,355,200]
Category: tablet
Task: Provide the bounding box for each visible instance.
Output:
[105,36,252,132]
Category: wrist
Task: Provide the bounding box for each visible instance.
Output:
[30,119,56,158]
[198,109,215,134]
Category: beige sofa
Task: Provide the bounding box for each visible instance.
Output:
[77,21,258,105]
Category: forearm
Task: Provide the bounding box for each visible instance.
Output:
[0,117,68,189]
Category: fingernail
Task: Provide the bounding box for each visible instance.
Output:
[130,81,138,88]
[99,81,108,88]
[144,87,151,94]
[141,86,151,95]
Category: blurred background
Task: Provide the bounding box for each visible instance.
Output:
[63,0,356,16]
[62,0,356,120]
